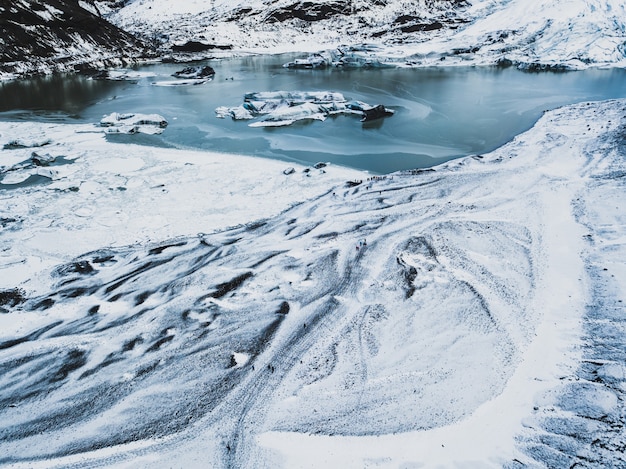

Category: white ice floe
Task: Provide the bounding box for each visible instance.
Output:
[99,112,168,134]
[1,98,625,468]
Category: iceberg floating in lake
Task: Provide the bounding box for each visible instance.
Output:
[216,91,393,127]
[172,65,215,79]
[99,112,168,134]
[282,53,330,69]
[283,45,397,69]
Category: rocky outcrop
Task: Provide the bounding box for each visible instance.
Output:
[266,1,352,22]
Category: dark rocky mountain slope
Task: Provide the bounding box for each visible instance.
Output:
[0,0,152,78]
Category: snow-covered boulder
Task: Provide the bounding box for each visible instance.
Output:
[172,65,215,79]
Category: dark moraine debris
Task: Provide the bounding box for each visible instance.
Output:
[361,104,394,122]
[171,41,232,52]
[266,1,352,22]
[229,354,238,368]
[122,336,144,352]
[134,290,153,306]
[0,217,20,228]
[32,297,55,310]
[0,288,27,310]
[227,7,254,22]
[401,21,444,33]
[393,15,444,33]
[92,253,116,265]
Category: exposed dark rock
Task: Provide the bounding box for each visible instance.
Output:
[0,288,27,310]
[172,65,215,79]
[171,41,232,53]
[401,21,443,33]
[266,1,352,23]
[394,15,445,33]
[277,301,290,315]
[74,64,111,78]
[227,7,257,22]
[519,62,571,73]
[210,272,254,299]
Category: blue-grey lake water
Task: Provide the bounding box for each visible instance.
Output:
[2,54,626,173]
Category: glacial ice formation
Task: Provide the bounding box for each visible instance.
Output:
[215,91,393,127]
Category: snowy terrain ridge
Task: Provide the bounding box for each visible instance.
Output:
[0,99,624,467]
[103,0,626,69]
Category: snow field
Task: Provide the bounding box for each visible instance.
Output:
[0,100,625,467]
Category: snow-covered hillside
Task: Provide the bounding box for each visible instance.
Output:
[103,0,626,69]
[2,0,625,77]
[1,99,624,467]
[0,0,151,79]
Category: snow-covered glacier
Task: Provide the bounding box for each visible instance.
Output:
[103,0,626,69]
[1,98,624,467]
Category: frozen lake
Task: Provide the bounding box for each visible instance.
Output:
[2,54,626,173]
